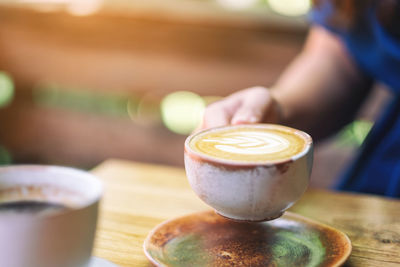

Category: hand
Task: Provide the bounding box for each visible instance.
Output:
[200,86,283,130]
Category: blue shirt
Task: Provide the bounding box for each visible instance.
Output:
[310,3,400,197]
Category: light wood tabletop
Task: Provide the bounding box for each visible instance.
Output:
[91,159,400,267]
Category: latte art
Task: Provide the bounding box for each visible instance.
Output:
[189,125,308,163]
[202,131,290,155]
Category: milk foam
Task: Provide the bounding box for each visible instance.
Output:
[189,126,307,163]
[202,131,290,155]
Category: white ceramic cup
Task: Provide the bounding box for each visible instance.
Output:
[184,124,313,222]
[0,165,103,267]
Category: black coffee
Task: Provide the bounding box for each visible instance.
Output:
[0,201,69,215]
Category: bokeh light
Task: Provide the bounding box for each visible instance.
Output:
[0,72,14,108]
[203,95,222,105]
[67,0,102,16]
[216,0,259,10]
[352,120,373,145]
[336,120,373,147]
[161,91,205,135]
[268,0,311,16]
[127,93,160,126]
[19,0,102,16]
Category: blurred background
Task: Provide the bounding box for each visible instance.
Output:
[0,0,390,188]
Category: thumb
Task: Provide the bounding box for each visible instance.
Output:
[231,87,273,125]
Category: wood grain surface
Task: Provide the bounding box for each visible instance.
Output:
[91,159,400,267]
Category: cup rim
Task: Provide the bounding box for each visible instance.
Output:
[0,164,103,219]
[184,123,313,167]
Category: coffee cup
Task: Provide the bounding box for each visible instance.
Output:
[184,124,313,222]
[0,165,103,267]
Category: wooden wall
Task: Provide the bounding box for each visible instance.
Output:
[0,5,306,168]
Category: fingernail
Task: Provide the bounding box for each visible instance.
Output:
[248,116,258,123]
[232,115,258,125]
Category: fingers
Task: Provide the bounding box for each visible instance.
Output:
[231,87,272,125]
[201,96,241,129]
[200,86,279,131]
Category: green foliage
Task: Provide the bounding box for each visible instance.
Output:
[0,72,14,108]
[335,120,373,147]
[0,146,12,165]
[33,83,138,118]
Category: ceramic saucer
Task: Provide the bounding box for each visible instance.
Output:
[144,211,351,267]
[89,257,118,267]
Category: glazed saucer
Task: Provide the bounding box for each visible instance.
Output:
[144,211,351,267]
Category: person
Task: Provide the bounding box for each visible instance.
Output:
[200,0,400,197]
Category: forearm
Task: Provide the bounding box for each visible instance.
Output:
[271,27,372,139]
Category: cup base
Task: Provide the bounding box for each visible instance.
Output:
[215,210,285,222]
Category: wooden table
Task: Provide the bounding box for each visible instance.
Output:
[91,159,400,267]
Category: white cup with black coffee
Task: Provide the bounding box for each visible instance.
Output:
[0,165,103,267]
[184,124,313,222]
